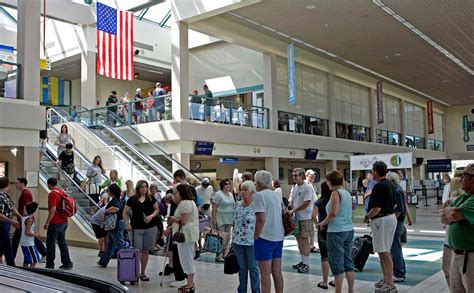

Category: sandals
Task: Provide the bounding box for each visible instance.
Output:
[178,285,195,293]
[140,275,150,281]
[329,280,335,287]
[317,282,328,289]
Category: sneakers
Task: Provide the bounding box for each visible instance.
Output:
[159,264,174,276]
[297,264,310,273]
[374,279,385,289]
[39,256,47,263]
[377,284,397,292]
[292,261,303,269]
[215,255,225,262]
[393,276,406,283]
[169,279,187,288]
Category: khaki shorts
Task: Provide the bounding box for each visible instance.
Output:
[298,219,314,238]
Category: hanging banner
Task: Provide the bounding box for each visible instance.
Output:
[376,81,384,124]
[287,43,296,106]
[427,100,434,134]
[463,115,470,142]
[350,152,413,171]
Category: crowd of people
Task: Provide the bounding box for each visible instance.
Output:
[1,161,473,293]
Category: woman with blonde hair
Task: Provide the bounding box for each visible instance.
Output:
[441,176,463,286]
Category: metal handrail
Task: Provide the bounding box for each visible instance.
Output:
[85,108,202,183]
[40,146,100,208]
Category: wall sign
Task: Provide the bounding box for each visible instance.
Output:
[467,145,474,152]
[427,100,434,134]
[376,81,384,124]
[220,157,239,164]
[350,152,413,171]
[287,43,296,106]
[427,159,452,173]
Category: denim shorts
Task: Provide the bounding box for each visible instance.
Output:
[327,230,355,275]
[254,238,283,261]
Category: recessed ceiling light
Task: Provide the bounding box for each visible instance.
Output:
[394,53,401,56]
[306,5,316,9]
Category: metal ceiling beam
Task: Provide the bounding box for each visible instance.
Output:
[127,0,165,13]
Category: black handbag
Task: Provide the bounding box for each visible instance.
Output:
[172,225,185,243]
[224,247,240,275]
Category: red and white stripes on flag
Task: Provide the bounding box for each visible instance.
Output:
[96,2,134,80]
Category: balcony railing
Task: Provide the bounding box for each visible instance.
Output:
[79,94,269,129]
[0,61,21,100]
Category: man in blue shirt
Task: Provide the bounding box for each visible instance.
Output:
[364,171,377,213]
[152,82,166,121]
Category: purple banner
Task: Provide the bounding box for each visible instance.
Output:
[376,81,384,124]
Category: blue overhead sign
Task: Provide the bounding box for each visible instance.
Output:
[220,157,239,164]
[287,43,296,106]
[427,159,452,173]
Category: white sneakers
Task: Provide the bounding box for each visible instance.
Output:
[169,279,187,288]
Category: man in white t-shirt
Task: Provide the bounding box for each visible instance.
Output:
[305,169,319,253]
[196,177,214,216]
[289,168,314,273]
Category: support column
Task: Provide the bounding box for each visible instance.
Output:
[81,25,97,109]
[400,100,406,147]
[263,53,277,130]
[369,88,377,143]
[327,74,336,138]
[172,153,190,174]
[171,21,189,121]
[265,157,279,180]
[16,147,40,201]
[17,0,40,101]
[325,160,337,175]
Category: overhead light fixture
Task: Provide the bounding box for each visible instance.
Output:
[306,5,316,9]
[372,0,473,76]
[145,69,164,75]
[10,147,17,157]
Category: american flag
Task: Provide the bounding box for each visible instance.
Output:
[96,2,134,80]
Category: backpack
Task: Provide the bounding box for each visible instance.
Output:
[54,190,77,218]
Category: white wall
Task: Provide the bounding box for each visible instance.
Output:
[445,104,474,160]
[189,41,263,93]
[71,79,81,106]
[134,20,172,69]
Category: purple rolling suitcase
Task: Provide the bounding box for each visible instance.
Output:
[117,247,140,285]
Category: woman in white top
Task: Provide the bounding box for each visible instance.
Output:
[86,155,106,201]
[55,124,76,156]
[441,175,451,204]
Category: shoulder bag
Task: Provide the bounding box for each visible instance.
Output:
[203,228,223,254]
[104,213,117,231]
[172,225,186,243]
[224,247,240,274]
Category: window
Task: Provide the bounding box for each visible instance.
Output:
[376,129,400,146]
[334,77,370,127]
[428,139,444,152]
[278,111,329,136]
[404,102,425,149]
[336,122,371,142]
[276,57,328,119]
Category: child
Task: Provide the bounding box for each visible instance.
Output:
[21,202,41,268]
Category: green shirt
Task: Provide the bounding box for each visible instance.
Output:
[448,193,474,250]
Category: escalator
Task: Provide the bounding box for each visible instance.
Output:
[39,143,98,238]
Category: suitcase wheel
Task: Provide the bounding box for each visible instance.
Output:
[120,282,125,285]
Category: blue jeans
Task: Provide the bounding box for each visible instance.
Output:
[391,221,406,278]
[46,223,72,268]
[327,230,355,275]
[99,220,125,267]
[233,243,260,293]
[0,223,15,266]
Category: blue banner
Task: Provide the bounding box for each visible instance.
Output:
[58,79,65,105]
[287,43,296,106]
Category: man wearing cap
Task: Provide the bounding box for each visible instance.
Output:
[441,163,474,292]
[134,88,144,124]
[196,177,214,216]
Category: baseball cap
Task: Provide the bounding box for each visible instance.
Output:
[202,178,210,185]
[464,163,474,176]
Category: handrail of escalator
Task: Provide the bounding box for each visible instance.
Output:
[48,108,168,188]
[79,107,202,183]
[47,109,109,183]
[40,146,100,209]
[97,120,174,184]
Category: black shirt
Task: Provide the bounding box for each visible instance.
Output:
[134,94,143,110]
[107,95,118,113]
[58,151,74,169]
[368,178,395,216]
[106,197,123,221]
[393,185,406,223]
[126,196,158,229]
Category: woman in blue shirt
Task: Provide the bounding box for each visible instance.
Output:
[318,170,354,293]
[232,181,260,293]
